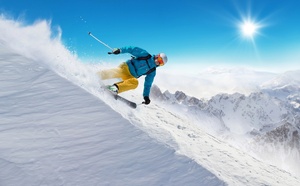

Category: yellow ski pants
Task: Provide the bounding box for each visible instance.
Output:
[97,63,138,93]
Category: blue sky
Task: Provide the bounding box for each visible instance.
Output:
[1,0,300,71]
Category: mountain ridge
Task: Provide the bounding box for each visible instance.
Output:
[151,81,300,176]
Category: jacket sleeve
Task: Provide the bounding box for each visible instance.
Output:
[143,70,156,97]
[120,46,150,58]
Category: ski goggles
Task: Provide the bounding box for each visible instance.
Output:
[156,55,164,66]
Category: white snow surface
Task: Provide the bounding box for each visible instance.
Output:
[1,16,300,186]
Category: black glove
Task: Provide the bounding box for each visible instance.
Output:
[108,48,121,55]
[143,96,151,105]
[112,48,120,54]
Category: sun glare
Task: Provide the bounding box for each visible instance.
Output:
[238,18,261,40]
[241,21,257,37]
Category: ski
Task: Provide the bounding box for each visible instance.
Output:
[101,85,137,109]
[113,94,137,109]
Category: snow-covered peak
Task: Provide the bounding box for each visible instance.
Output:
[261,70,300,89]
[260,70,300,101]
[153,87,291,135]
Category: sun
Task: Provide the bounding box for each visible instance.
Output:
[241,21,257,37]
[239,19,261,40]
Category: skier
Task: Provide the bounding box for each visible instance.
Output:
[98,46,168,105]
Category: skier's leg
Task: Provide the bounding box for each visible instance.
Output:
[97,64,124,80]
[115,78,139,93]
[114,63,139,93]
[100,63,138,93]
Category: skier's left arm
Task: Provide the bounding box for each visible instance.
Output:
[143,70,156,105]
[113,46,150,58]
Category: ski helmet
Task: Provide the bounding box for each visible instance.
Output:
[157,53,168,66]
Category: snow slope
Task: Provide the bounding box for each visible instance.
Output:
[1,16,300,186]
[0,49,224,185]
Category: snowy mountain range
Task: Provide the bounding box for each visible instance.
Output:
[151,69,300,176]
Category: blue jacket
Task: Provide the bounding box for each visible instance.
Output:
[120,46,157,97]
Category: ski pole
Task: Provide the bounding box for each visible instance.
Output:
[88,32,113,51]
